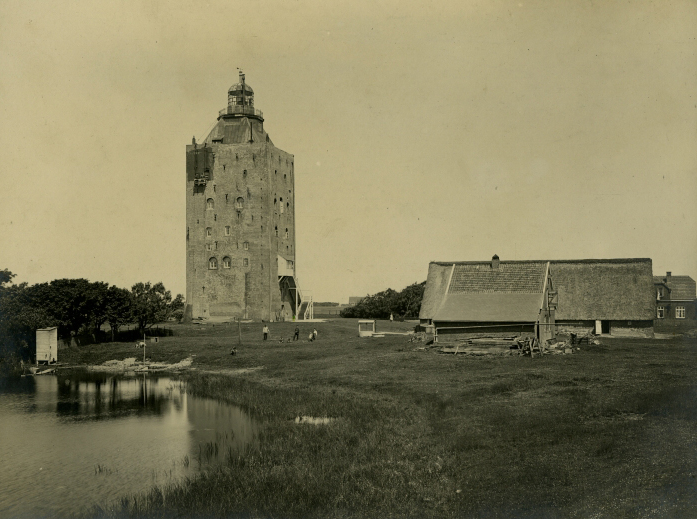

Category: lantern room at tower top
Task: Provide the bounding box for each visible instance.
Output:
[219,71,264,121]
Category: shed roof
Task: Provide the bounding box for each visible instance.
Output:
[422,261,548,323]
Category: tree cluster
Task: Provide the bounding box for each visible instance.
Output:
[0,270,183,360]
[340,282,425,319]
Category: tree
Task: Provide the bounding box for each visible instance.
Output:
[0,269,15,287]
[131,282,184,333]
[104,286,133,341]
[340,281,425,319]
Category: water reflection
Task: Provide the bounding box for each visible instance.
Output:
[0,372,258,518]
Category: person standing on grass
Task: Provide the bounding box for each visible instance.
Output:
[263,325,269,341]
[294,326,300,341]
[313,328,318,341]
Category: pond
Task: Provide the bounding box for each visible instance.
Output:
[0,372,258,518]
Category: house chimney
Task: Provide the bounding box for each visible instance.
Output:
[666,271,671,278]
[492,254,500,269]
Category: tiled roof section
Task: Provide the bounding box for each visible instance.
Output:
[653,275,696,300]
[448,262,547,294]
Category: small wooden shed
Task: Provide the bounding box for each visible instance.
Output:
[36,327,58,364]
[358,320,376,337]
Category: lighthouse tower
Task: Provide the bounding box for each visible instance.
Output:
[185,72,299,321]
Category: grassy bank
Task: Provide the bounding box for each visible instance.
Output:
[68,319,697,518]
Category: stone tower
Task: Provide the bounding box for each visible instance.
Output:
[185,72,299,321]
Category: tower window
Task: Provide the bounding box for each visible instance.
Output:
[286,202,290,210]
[243,258,249,267]
[236,212,241,221]
[225,226,230,236]
[206,198,214,209]
[243,241,249,250]
[206,243,212,251]
[236,197,244,209]
[209,257,218,269]
[223,256,231,268]
[275,170,277,175]
[247,188,251,200]
[243,170,247,178]
[214,241,218,250]
[225,194,229,202]
[275,226,278,237]
[235,154,238,161]
[280,198,284,213]
[284,174,287,180]
[214,214,217,221]
[285,228,288,239]
[206,227,212,237]
[213,185,216,192]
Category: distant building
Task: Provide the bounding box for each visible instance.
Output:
[654,272,696,323]
[420,256,655,340]
[348,297,365,306]
[185,72,301,321]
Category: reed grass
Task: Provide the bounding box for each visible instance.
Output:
[78,320,697,518]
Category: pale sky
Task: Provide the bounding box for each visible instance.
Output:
[1,0,695,303]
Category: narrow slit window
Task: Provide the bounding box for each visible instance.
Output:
[243,258,249,267]
[279,197,284,213]
[206,227,212,237]
[243,241,249,250]
[225,226,230,236]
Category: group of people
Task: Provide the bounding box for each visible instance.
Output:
[262,325,317,342]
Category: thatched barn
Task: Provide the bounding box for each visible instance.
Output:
[551,259,655,337]
[420,257,655,340]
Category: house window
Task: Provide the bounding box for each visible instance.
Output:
[243,241,249,250]
[657,306,664,319]
[223,257,231,268]
[676,306,686,319]
[208,257,218,269]
[236,197,244,209]
[225,226,230,236]
[206,227,212,237]
[243,258,249,267]
[206,198,214,209]
[657,287,663,300]
[287,260,294,269]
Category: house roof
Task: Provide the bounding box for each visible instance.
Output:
[653,275,696,300]
[421,258,655,322]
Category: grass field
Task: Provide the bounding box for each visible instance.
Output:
[64,319,697,518]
